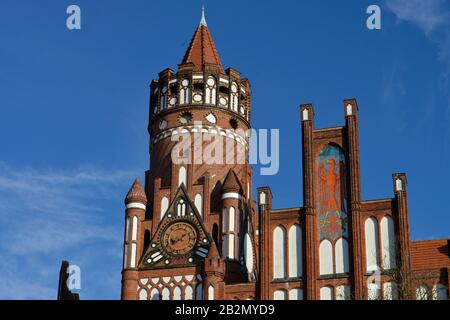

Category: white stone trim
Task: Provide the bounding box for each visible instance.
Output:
[153,125,249,148]
[221,192,243,200]
[346,104,353,116]
[126,203,146,210]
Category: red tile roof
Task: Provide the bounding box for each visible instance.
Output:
[411,239,449,270]
[125,178,147,205]
[181,24,224,73]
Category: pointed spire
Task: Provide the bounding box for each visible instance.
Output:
[200,5,207,27]
[222,170,243,194]
[181,7,224,73]
[125,178,147,205]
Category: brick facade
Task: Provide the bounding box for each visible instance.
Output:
[120,13,449,301]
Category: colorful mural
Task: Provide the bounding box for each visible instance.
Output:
[317,145,348,241]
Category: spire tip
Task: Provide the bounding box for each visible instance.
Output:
[200,5,207,26]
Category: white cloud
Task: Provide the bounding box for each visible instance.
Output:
[385,0,450,72]
[385,0,449,35]
[0,162,137,299]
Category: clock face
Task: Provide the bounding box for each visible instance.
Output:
[162,222,198,256]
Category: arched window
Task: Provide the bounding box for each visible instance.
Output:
[123,243,129,269]
[433,284,448,300]
[124,216,131,269]
[205,76,216,105]
[365,217,380,272]
[208,285,215,300]
[230,82,239,112]
[150,288,160,300]
[125,216,131,242]
[194,194,202,217]
[319,239,333,275]
[212,224,219,245]
[132,216,138,241]
[178,166,187,186]
[288,225,302,278]
[336,285,351,300]
[160,197,169,220]
[162,288,170,301]
[229,207,235,232]
[222,208,228,232]
[320,286,333,300]
[139,289,148,300]
[416,285,429,300]
[274,290,286,300]
[161,86,168,110]
[288,288,303,300]
[368,283,381,300]
[173,287,182,300]
[380,216,396,270]
[177,199,186,217]
[228,234,235,259]
[130,216,138,268]
[383,282,398,300]
[335,238,349,274]
[185,286,194,300]
[273,226,286,279]
[180,79,190,105]
[244,233,254,274]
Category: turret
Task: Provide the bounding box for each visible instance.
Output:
[220,170,244,261]
[121,179,147,300]
[203,242,225,300]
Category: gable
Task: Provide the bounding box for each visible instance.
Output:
[140,184,212,269]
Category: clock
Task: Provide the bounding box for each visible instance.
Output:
[162,222,198,256]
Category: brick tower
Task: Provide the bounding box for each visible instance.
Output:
[120,8,450,301]
[121,7,257,300]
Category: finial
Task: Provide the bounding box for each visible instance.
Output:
[200,5,207,27]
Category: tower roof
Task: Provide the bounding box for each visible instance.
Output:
[181,7,224,73]
[222,170,243,194]
[125,178,147,205]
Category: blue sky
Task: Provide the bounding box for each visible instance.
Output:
[0,0,449,299]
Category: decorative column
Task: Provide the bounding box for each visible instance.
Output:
[344,99,364,300]
[392,173,412,299]
[203,242,225,300]
[300,104,318,300]
[257,186,272,300]
[121,179,147,300]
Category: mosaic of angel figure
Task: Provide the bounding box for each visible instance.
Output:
[317,146,348,240]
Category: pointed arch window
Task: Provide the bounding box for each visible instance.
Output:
[208,285,215,300]
[230,82,239,112]
[160,197,169,220]
[194,194,202,217]
[205,76,217,105]
[160,86,168,110]
[288,225,302,278]
[380,216,396,270]
[139,289,148,300]
[177,199,186,217]
[335,238,349,274]
[173,287,182,300]
[150,288,160,300]
[273,226,286,279]
[320,286,333,300]
[274,290,287,300]
[319,239,333,275]
[178,166,187,187]
[365,217,380,272]
[180,79,190,105]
